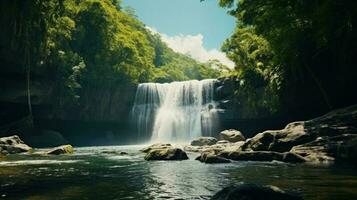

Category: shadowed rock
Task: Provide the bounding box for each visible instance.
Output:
[239,105,357,164]
[221,151,306,163]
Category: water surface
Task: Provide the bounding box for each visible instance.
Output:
[1,146,357,200]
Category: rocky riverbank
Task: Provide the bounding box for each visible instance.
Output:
[142,104,357,165]
[0,135,74,156]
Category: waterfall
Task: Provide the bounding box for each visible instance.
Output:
[131,79,219,143]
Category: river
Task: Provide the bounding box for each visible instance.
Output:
[1,145,357,199]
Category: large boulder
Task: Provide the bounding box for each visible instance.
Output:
[140,143,172,153]
[144,147,189,161]
[242,105,357,155]
[195,151,231,164]
[184,141,245,156]
[46,144,74,155]
[0,135,32,154]
[221,151,306,163]
[241,122,311,153]
[211,184,302,200]
[220,129,246,142]
[190,137,217,146]
[290,134,357,164]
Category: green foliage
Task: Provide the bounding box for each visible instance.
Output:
[217,0,357,113]
[1,0,222,111]
[222,26,281,113]
[145,32,223,82]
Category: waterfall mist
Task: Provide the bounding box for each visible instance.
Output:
[130,79,219,143]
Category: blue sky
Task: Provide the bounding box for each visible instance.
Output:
[122,0,236,68]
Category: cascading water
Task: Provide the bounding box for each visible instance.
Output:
[130,79,219,143]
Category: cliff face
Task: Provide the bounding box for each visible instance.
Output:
[0,60,138,146]
[213,77,285,137]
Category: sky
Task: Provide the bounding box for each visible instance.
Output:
[122,0,236,68]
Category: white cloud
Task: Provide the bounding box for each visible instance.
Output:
[147,27,235,69]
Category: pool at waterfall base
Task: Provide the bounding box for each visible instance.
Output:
[1,145,357,200]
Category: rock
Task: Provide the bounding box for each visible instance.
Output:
[290,134,357,164]
[190,137,217,146]
[183,145,204,152]
[144,147,189,161]
[0,135,32,154]
[242,105,357,156]
[216,140,230,144]
[218,141,245,157]
[222,151,305,163]
[195,152,231,164]
[102,150,129,155]
[220,129,246,142]
[119,151,129,155]
[241,122,311,153]
[184,141,244,157]
[211,184,302,200]
[140,143,172,153]
[46,144,74,155]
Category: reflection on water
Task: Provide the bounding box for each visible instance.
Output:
[1,146,357,200]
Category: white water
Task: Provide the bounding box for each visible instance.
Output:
[131,79,219,143]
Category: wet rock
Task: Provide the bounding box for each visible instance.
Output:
[190,137,217,146]
[140,143,172,153]
[144,147,189,161]
[46,144,74,155]
[102,150,129,155]
[0,135,32,154]
[220,129,246,142]
[222,151,305,163]
[195,152,231,164]
[211,184,302,200]
[119,151,129,155]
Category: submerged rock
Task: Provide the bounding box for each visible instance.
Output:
[140,143,172,153]
[144,148,188,161]
[195,152,231,164]
[0,135,32,154]
[211,184,302,200]
[220,129,246,142]
[102,150,129,155]
[190,137,218,146]
[46,144,74,155]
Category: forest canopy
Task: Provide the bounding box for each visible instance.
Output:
[0,0,224,107]
[216,0,357,115]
